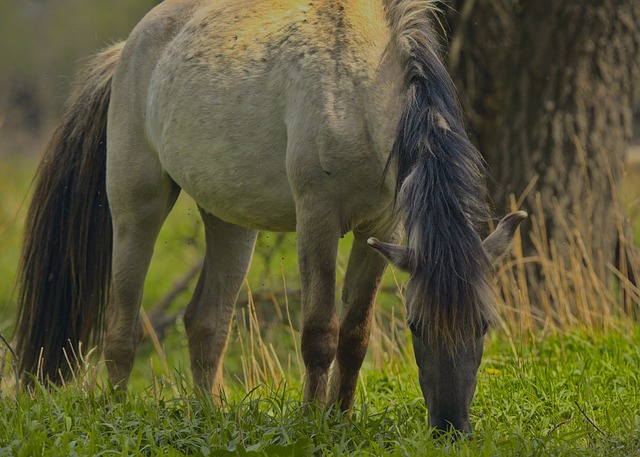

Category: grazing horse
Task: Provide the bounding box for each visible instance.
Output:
[14,0,525,434]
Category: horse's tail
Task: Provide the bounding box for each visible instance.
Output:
[384,1,493,348]
[14,42,125,385]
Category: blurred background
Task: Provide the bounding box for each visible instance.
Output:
[0,0,157,155]
[2,1,637,158]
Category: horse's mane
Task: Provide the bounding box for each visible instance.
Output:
[383,0,494,349]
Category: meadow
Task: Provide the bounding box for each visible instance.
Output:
[0,156,639,456]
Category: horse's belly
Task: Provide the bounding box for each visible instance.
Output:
[178,168,296,232]
[147,46,298,231]
[159,134,297,232]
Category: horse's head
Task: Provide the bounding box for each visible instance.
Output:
[368,211,527,436]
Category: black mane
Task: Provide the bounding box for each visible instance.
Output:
[384,0,493,348]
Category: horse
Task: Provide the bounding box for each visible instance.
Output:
[14,0,526,434]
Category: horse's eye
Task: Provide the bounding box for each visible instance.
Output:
[408,320,421,335]
[482,320,490,335]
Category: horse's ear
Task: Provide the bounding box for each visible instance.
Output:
[483,211,528,265]
[367,238,411,272]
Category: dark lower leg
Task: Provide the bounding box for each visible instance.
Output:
[301,316,340,404]
[297,212,341,406]
[331,307,375,410]
[329,236,387,410]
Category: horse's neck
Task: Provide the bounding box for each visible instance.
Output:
[364,45,407,167]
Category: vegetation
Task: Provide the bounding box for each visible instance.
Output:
[0,330,638,456]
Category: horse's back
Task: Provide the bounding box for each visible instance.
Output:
[112,0,400,232]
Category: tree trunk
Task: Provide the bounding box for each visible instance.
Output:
[444,0,515,164]
[442,1,640,307]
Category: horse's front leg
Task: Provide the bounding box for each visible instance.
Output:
[297,209,341,406]
[328,233,390,411]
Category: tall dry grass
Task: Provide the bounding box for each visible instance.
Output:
[498,202,635,331]
[496,144,639,343]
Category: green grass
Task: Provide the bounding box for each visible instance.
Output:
[0,330,638,456]
[0,159,32,326]
[1,157,640,455]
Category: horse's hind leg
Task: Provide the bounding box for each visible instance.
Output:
[328,234,390,411]
[105,148,179,389]
[184,210,257,394]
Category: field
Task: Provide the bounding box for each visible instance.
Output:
[1,157,639,456]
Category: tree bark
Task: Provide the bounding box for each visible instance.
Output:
[442,1,640,301]
[444,0,515,163]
